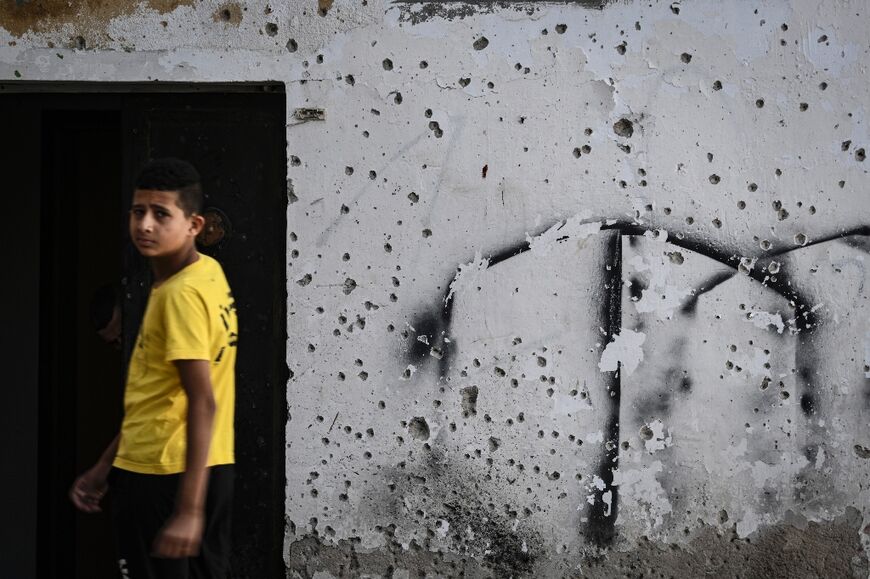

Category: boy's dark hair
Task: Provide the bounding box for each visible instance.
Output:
[134,157,203,216]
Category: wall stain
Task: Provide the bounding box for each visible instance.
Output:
[212,2,243,26]
[1,0,196,37]
[287,509,868,578]
[395,0,615,25]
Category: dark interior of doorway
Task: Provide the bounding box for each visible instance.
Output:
[0,86,288,579]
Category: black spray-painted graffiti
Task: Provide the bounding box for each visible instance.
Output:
[405,217,870,546]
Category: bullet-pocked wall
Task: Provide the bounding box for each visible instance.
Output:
[4,0,869,576]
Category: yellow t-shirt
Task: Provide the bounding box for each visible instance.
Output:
[114,254,237,475]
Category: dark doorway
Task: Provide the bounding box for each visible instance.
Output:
[0,85,288,579]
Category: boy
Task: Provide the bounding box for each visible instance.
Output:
[70,158,238,578]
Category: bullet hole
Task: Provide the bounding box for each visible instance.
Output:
[712,218,722,228]
[408,417,430,441]
[706,152,713,162]
[428,121,443,138]
[286,38,298,52]
[358,371,368,381]
[768,261,781,274]
[73,35,86,50]
[419,60,428,69]
[708,174,720,185]
[488,437,502,452]
[613,118,634,138]
[680,52,692,63]
[573,148,582,159]
[340,204,350,214]
[384,243,392,253]
[369,170,377,180]
[686,216,694,225]
[856,148,866,162]
[486,81,495,89]
[755,98,765,108]
[345,75,355,86]
[581,144,592,155]
[854,445,870,459]
[393,92,403,105]
[640,425,654,440]
[839,180,846,188]
[378,400,386,409]
[799,102,808,111]
[780,391,790,400]
[343,278,357,295]
[616,42,627,55]
[819,81,828,90]
[265,22,278,36]
[555,24,567,34]
[382,58,393,71]
[290,155,301,166]
[481,164,488,179]
[424,108,433,118]
[362,131,369,138]
[668,251,684,265]
[297,274,312,286]
[712,80,723,91]
[777,208,789,221]
[291,249,299,258]
[458,77,471,87]
[422,229,432,238]
[670,3,680,14]
[748,182,758,192]
[794,233,807,245]
[842,140,852,151]
[473,37,489,51]
[537,356,547,367]
[344,166,354,176]
[461,386,478,417]
[618,144,632,154]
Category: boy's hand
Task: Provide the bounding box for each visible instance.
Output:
[152,510,205,559]
[69,466,109,513]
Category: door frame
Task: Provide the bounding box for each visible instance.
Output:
[7,83,289,578]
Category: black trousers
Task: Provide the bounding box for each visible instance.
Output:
[110,465,234,579]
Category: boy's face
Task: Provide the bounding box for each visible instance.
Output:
[129,189,203,258]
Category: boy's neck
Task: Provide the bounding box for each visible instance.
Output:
[150,245,200,285]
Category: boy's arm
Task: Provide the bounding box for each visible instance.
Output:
[69,433,120,513]
[152,359,215,559]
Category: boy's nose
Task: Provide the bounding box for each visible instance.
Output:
[138,215,155,232]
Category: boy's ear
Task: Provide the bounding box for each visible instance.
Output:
[189,213,206,236]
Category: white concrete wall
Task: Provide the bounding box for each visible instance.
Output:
[4,0,869,574]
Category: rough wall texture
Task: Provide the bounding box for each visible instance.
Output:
[3,0,870,576]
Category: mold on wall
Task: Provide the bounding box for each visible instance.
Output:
[3,0,869,576]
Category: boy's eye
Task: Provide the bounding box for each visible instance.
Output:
[131,208,145,216]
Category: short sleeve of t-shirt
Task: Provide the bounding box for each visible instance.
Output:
[163,285,210,362]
